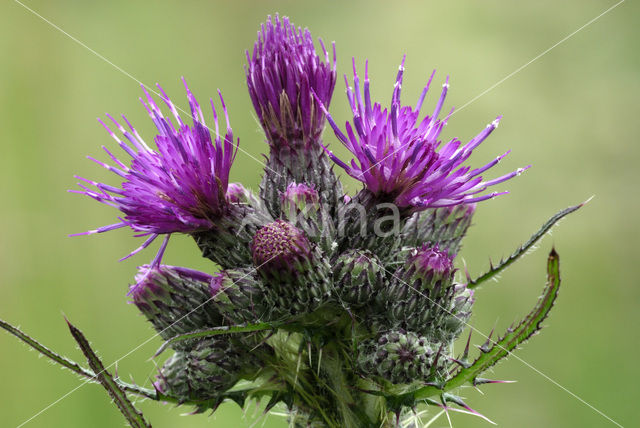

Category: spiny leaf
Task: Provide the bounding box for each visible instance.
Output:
[0,317,213,403]
[467,199,586,289]
[154,322,276,357]
[66,319,152,428]
[1,318,95,380]
[414,248,561,400]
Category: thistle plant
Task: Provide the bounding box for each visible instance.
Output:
[1,14,587,428]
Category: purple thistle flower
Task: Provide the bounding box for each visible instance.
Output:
[315,57,530,211]
[70,79,239,265]
[246,14,337,145]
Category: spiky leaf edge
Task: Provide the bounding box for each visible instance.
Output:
[467,200,586,289]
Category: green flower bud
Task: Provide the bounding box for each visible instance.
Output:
[357,330,446,384]
[333,249,384,307]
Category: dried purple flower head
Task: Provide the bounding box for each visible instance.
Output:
[315,57,530,211]
[250,220,311,270]
[71,79,239,265]
[246,14,337,145]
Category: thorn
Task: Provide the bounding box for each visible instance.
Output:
[449,358,467,368]
[479,327,495,353]
[462,330,472,361]
[442,393,497,425]
[581,194,595,206]
[431,344,445,376]
[474,377,517,385]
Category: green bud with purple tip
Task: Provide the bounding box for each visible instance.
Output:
[130,265,221,350]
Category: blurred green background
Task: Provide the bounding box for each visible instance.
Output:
[1,1,638,427]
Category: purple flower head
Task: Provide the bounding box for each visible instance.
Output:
[246,14,337,145]
[315,57,530,211]
[71,79,239,264]
[250,220,311,271]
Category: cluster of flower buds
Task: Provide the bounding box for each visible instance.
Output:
[73,13,531,427]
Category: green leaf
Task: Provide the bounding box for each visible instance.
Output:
[154,322,276,357]
[414,248,561,400]
[467,199,586,289]
[66,319,152,428]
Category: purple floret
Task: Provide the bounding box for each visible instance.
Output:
[315,57,530,211]
[410,244,455,275]
[246,14,337,144]
[71,79,238,265]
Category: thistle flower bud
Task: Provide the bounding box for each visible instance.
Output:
[280,182,335,251]
[405,244,456,287]
[333,250,384,307]
[130,266,221,349]
[385,245,459,338]
[155,336,267,401]
[281,182,320,213]
[210,268,269,324]
[251,221,331,318]
[402,204,476,255]
[357,330,446,384]
[153,352,190,399]
[226,182,251,204]
[251,220,312,270]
